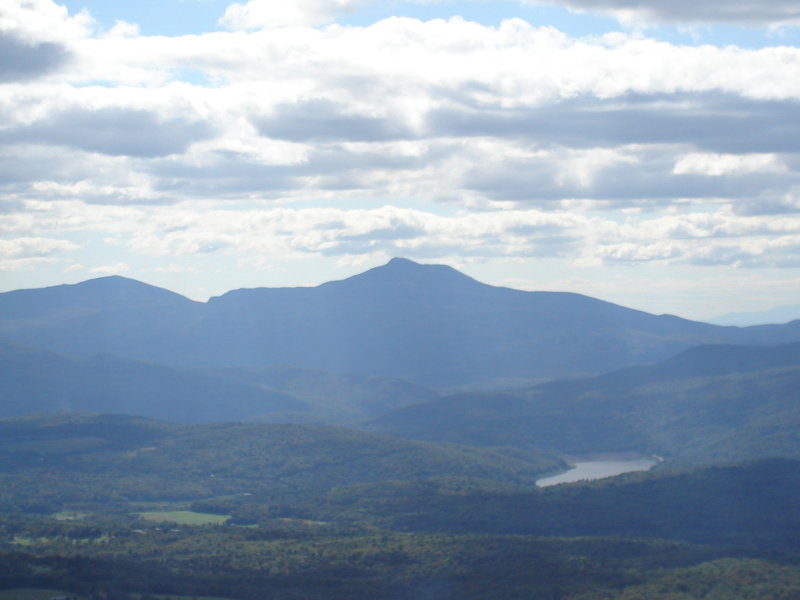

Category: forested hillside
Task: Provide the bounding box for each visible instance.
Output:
[0,417,799,599]
[0,414,564,513]
[371,342,800,465]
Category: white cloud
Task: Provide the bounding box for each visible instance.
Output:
[0,1,92,82]
[89,262,130,275]
[673,153,788,176]
[103,20,140,39]
[0,235,78,272]
[0,236,78,258]
[3,3,800,285]
[220,0,370,29]
[1,106,214,157]
[521,0,800,27]
[219,0,800,30]
[8,197,800,272]
[0,0,92,46]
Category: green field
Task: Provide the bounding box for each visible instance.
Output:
[51,511,87,521]
[137,510,230,525]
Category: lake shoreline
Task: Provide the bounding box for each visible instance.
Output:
[536,453,660,488]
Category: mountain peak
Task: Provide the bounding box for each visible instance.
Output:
[322,257,483,294]
[377,257,471,278]
[0,274,197,321]
[72,275,197,304]
[75,274,147,289]
[385,257,418,267]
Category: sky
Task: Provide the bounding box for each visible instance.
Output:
[2,0,800,322]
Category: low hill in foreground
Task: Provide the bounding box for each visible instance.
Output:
[320,457,800,547]
[0,413,563,512]
[1,417,799,600]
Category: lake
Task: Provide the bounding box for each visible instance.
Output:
[536,454,660,487]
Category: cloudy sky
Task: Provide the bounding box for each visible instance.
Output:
[2,0,800,321]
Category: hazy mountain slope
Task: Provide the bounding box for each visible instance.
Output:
[0,340,308,423]
[0,340,437,424]
[196,258,784,385]
[214,365,438,422]
[0,275,202,359]
[0,413,565,511]
[369,342,800,465]
[711,304,800,326]
[2,259,800,387]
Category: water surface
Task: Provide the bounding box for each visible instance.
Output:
[537,455,658,487]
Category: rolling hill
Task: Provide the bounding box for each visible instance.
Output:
[0,413,564,512]
[322,457,800,546]
[369,341,800,465]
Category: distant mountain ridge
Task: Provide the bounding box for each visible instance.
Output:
[710,304,800,326]
[2,258,800,387]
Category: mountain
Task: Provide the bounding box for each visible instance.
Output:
[0,340,306,423]
[369,341,800,465]
[0,275,202,359]
[0,340,436,424]
[711,304,800,326]
[2,259,800,387]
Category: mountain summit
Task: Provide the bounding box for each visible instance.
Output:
[0,275,197,319]
[324,257,482,291]
[1,259,799,387]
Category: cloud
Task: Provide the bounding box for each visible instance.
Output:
[0,32,71,82]
[5,192,800,275]
[220,0,370,29]
[0,0,92,82]
[0,236,78,261]
[672,153,787,177]
[3,10,800,276]
[0,107,214,158]
[457,142,800,207]
[426,94,800,154]
[596,212,800,268]
[0,143,168,209]
[89,262,130,275]
[219,0,800,29]
[0,0,92,41]
[521,0,800,27]
[11,198,794,270]
[254,99,416,143]
[120,204,595,261]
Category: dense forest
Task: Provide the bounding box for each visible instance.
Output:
[0,414,799,599]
